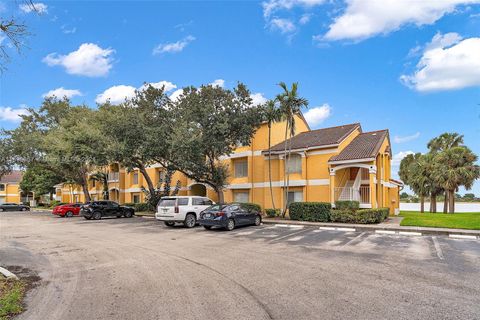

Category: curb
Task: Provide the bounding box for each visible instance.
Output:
[0,267,19,280]
[262,219,480,238]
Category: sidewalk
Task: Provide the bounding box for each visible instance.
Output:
[262,217,480,238]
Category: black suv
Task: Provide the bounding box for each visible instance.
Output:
[81,201,134,220]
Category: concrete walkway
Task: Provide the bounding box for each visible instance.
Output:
[262,217,480,238]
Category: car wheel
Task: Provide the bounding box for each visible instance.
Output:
[66,211,73,218]
[164,221,175,227]
[254,215,261,226]
[0,208,4,212]
[116,214,123,218]
[184,213,196,228]
[84,216,91,220]
[225,219,235,231]
[21,207,28,211]
[203,226,212,230]
[92,211,102,220]
[124,211,133,218]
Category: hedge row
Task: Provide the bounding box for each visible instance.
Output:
[265,208,281,217]
[124,202,152,212]
[289,202,332,222]
[330,208,389,224]
[237,202,262,213]
[334,200,360,210]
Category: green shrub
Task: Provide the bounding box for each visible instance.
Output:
[124,202,152,212]
[335,200,360,210]
[48,200,64,208]
[265,208,280,217]
[289,202,331,222]
[238,202,262,213]
[330,208,389,224]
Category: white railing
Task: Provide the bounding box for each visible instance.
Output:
[108,172,119,181]
[335,186,370,204]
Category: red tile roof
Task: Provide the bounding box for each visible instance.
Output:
[329,130,389,162]
[0,171,23,183]
[266,123,361,153]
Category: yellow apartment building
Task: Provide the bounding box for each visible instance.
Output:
[55,114,402,214]
[0,171,30,204]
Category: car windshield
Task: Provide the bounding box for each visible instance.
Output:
[158,199,176,207]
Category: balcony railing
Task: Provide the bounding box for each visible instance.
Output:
[334,186,370,204]
[108,172,119,182]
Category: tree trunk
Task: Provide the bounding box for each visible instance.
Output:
[285,130,293,215]
[420,195,424,213]
[443,190,448,213]
[448,190,455,213]
[138,163,155,196]
[268,125,276,210]
[81,175,91,203]
[215,187,225,204]
[282,124,289,217]
[430,193,437,213]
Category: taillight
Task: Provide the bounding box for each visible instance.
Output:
[216,211,225,217]
[174,206,179,213]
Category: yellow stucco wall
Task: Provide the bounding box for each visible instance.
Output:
[0,183,21,203]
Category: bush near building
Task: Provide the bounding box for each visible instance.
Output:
[334,200,360,210]
[124,202,151,212]
[289,202,331,222]
[237,202,262,213]
[330,208,389,224]
[265,208,280,217]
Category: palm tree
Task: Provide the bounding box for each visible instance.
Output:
[264,100,282,211]
[428,132,464,212]
[399,153,429,212]
[89,171,109,200]
[276,82,308,216]
[433,146,480,213]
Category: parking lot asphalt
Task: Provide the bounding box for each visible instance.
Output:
[1,211,479,320]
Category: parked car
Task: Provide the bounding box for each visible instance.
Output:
[52,203,83,217]
[0,203,30,212]
[198,203,262,231]
[155,196,215,228]
[81,201,134,220]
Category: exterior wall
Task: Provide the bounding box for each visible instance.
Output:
[0,183,22,203]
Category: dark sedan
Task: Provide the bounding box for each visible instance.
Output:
[198,203,261,231]
[0,203,30,212]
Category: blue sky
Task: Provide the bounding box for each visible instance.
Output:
[1,0,479,195]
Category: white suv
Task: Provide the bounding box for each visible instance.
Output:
[155,196,215,228]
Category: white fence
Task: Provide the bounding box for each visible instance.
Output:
[400,202,480,213]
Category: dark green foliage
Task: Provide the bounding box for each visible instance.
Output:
[124,202,151,212]
[330,208,389,224]
[140,168,180,210]
[265,208,280,217]
[334,200,360,210]
[288,202,331,222]
[237,202,261,213]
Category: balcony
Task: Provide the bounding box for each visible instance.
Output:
[334,186,370,206]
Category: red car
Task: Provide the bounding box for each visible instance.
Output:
[52,203,83,217]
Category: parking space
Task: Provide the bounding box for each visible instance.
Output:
[1,211,479,320]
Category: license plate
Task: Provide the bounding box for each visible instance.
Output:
[205,213,211,218]
[162,208,168,213]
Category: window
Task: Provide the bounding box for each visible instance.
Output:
[133,172,139,184]
[0,184,4,192]
[203,199,213,206]
[192,198,203,205]
[178,198,189,206]
[92,180,96,187]
[158,170,166,183]
[133,194,140,204]
[234,159,248,178]
[287,191,303,206]
[233,191,249,203]
[286,154,302,174]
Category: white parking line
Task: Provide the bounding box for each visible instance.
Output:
[319,227,336,230]
[287,236,304,242]
[273,224,304,229]
[336,227,356,232]
[236,231,256,236]
[341,232,366,248]
[399,231,422,236]
[432,236,444,260]
[272,229,309,242]
[375,230,396,235]
[449,234,477,240]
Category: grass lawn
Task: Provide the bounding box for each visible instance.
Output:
[400,211,480,230]
[0,276,26,320]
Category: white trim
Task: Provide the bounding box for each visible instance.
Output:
[359,204,372,209]
[329,158,375,165]
[330,163,376,174]
[146,163,164,169]
[226,183,253,189]
[253,150,262,156]
[265,144,340,156]
[308,179,330,186]
[0,194,19,197]
[308,148,338,156]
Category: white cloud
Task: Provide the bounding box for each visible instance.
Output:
[210,79,225,88]
[269,18,296,34]
[400,34,480,91]
[325,0,480,41]
[0,106,29,122]
[95,85,136,105]
[98,81,178,104]
[169,89,184,102]
[299,13,312,25]
[19,2,48,14]
[303,104,331,126]
[141,81,177,92]
[42,87,82,99]
[393,132,420,144]
[152,35,195,55]
[61,25,77,34]
[43,43,114,77]
[250,93,268,106]
[392,151,415,166]
[262,0,325,18]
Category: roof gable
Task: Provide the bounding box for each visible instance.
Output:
[0,171,23,183]
[329,130,389,162]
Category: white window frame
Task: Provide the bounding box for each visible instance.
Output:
[234,159,248,178]
[233,191,249,203]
